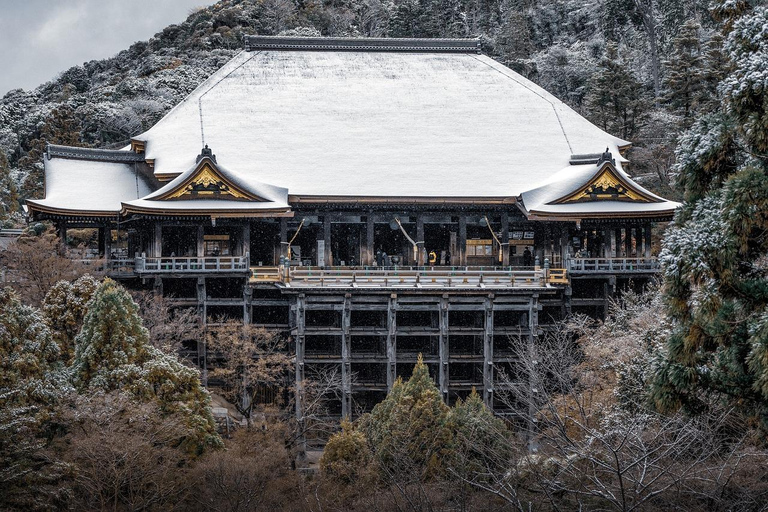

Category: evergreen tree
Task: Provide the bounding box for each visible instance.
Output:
[652,6,768,428]
[584,43,648,140]
[359,355,452,480]
[388,0,422,37]
[71,279,221,454]
[662,20,704,123]
[0,288,68,510]
[320,419,374,484]
[42,274,99,363]
[0,150,19,221]
[447,389,514,483]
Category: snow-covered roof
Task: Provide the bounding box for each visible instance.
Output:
[122,154,290,215]
[519,161,680,218]
[26,150,153,216]
[133,38,631,199]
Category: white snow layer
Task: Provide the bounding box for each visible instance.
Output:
[134,50,631,198]
[28,157,152,213]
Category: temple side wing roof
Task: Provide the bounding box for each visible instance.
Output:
[26,149,153,216]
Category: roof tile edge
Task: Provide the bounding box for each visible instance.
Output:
[243,35,482,53]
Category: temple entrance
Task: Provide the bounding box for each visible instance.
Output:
[373,221,413,266]
[162,226,197,257]
[250,220,280,266]
[287,219,321,266]
[331,222,363,266]
[424,221,453,265]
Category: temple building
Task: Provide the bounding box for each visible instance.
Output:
[25,36,679,419]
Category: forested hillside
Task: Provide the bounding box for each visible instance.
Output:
[0,0,730,222]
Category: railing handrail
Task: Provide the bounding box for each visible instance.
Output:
[567,256,660,273]
[135,255,250,273]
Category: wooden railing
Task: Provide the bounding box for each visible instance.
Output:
[135,255,250,273]
[268,266,554,289]
[567,257,660,273]
[73,258,136,276]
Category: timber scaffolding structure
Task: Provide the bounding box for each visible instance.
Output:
[25,35,679,422]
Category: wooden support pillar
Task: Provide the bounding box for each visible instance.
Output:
[483,295,494,408]
[458,216,467,266]
[624,227,631,257]
[197,225,204,257]
[294,294,306,424]
[103,226,111,260]
[614,228,621,257]
[198,277,207,386]
[645,225,652,258]
[279,218,288,259]
[324,216,332,266]
[341,294,352,418]
[57,222,67,250]
[366,214,374,266]
[416,216,425,266]
[386,294,397,390]
[501,213,510,266]
[242,222,250,259]
[439,295,449,401]
[154,222,163,257]
[243,285,252,325]
[98,226,106,257]
[526,294,540,451]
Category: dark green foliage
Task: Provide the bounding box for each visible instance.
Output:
[662,20,704,123]
[42,274,99,363]
[652,6,768,431]
[71,279,222,455]
[584,43,648,140]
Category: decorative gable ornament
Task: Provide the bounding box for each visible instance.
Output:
[156,146,264,202]
[553,160,660,205]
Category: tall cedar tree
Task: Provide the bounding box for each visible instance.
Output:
[71,279,222,455]
[662,20,704,124]
[584,43,647,140]
[652,5,768,428]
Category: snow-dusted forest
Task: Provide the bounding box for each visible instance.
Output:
[3,0,768,510]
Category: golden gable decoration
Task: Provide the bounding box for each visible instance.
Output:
[154,148,267,202]
[554,164,659,205]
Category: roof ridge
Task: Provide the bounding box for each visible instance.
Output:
[46,144,145,163]
[243,35,481,53]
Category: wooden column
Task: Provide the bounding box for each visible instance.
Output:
[625,227,632,257]
[197,225,205,257]
[341,294,352,418]
[366,214,374,265]
[416,216,425,266]
[386,294,397,390]
[242,222,250,258]
[614,228,621,257]
[483,295,494,408]
[294,294,306,448]
[501,213,510,266]
[154,222,163,257]
[439,295,449,401]
[57,222,67,250]
[458,216,467,266]
[279,218,288,259]
[645,225,652,258]
[324,216,332,266]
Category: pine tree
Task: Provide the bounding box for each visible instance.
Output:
[320,419,374,484]
[359,355,452,480]
[662,20,704,124]
[42,274,99,363]
[652,6,768,429]
[584,43,648,140]
[71,279,221,454]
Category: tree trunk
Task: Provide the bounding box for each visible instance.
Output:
[634,0,661,98]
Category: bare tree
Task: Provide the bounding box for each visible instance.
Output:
[206,321,292,425]
[1,228,94,305]
[56,392,193,512]
[133,291,201,355]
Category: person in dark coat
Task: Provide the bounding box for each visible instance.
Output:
[523,247,532,267]
[376,249,383,267]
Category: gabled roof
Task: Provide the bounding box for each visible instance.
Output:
[132,37,631,198]
[121,148,290,216]
[26,146,154,217]
[519,160,680,219]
